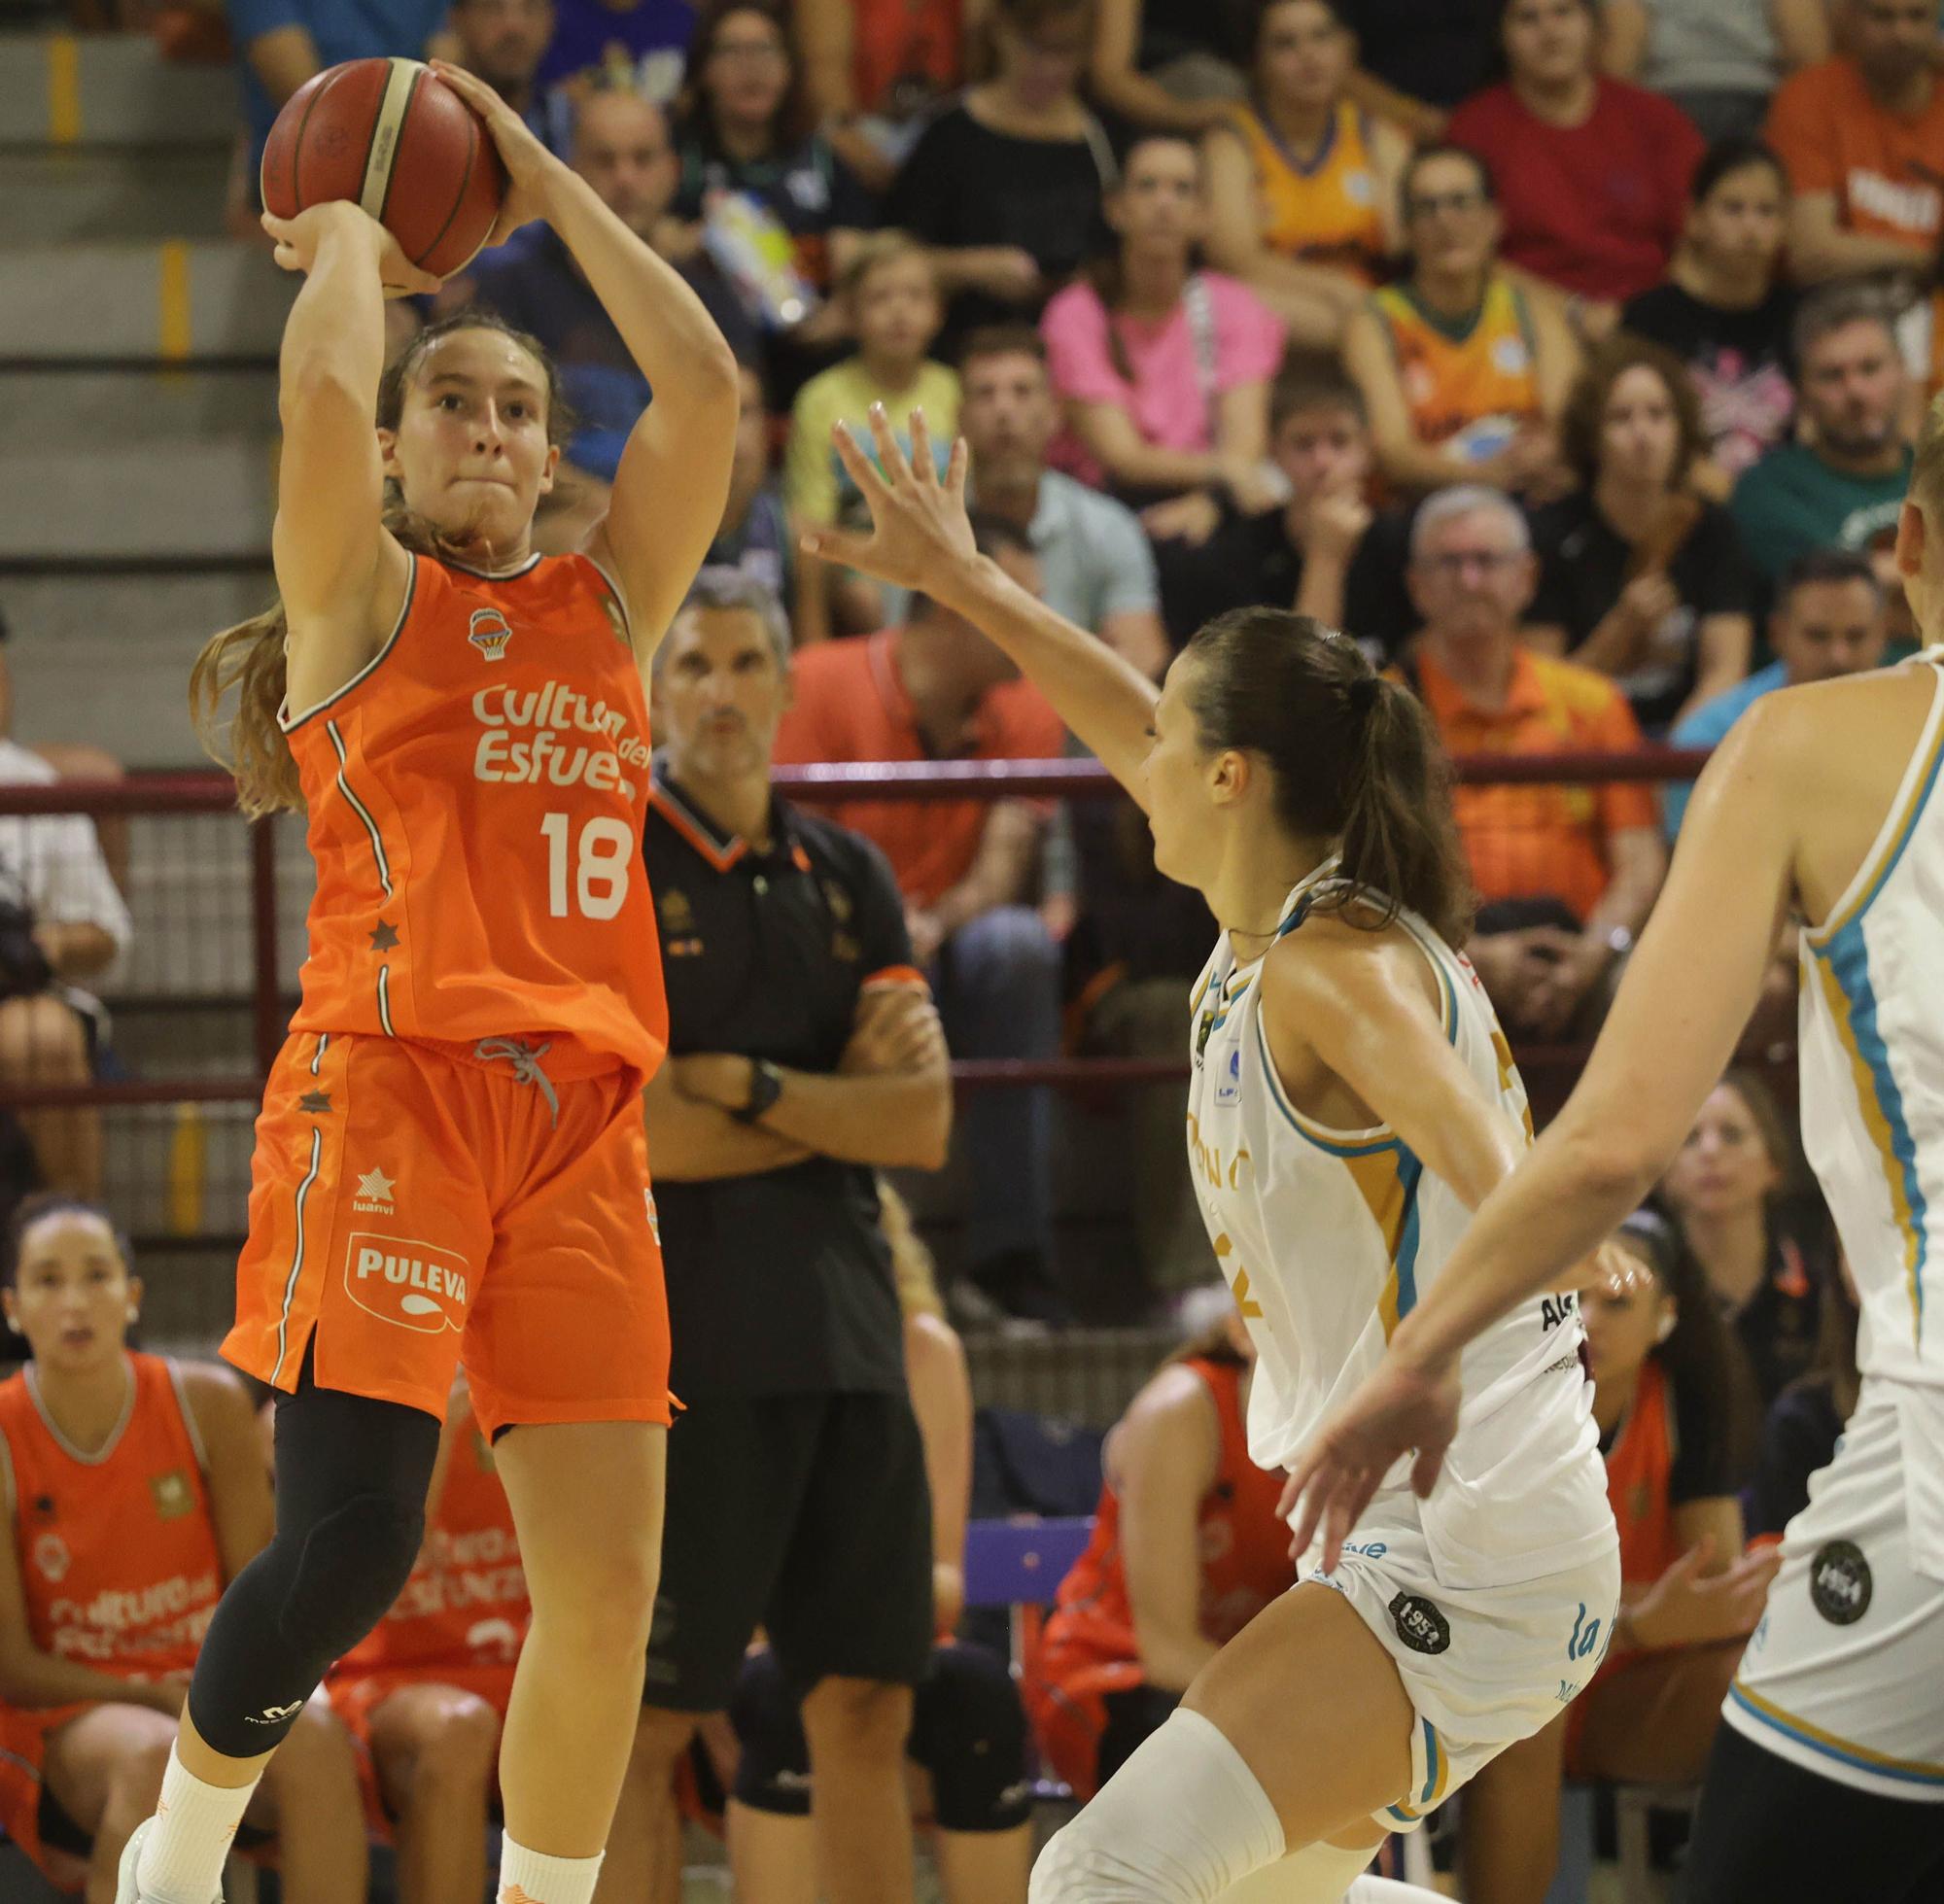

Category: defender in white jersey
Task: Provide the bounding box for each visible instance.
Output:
[807,409,1616,1904]
[1288,412,1944,1902]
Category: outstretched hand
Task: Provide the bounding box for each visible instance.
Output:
[800,405,979,593]
[1277,1345,1463,1572]
[429,59,561,248]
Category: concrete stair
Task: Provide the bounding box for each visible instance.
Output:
[0,28,235,147]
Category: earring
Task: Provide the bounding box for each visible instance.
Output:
[125,1307,139,1326]
[1654,1313,1675,1344]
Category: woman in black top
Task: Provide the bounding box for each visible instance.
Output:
[1621,138,1795,492]
[1660,1068,1833,1409]
[885,0,1121,347]
[1747,1255,1861,1541]
[667,0,875,391]
[1526,332,1755,733]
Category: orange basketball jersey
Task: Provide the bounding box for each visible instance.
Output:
[282,550,666,1079]
[1035,1358,1295,1679]
[331,1389,527,1679]
[0,1354,224,1679]
[1370,274,1542,455]
[1232,100,1387,282]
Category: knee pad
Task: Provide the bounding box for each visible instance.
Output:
[1029,1709,1285,1904]
[278,1493,427,1660]
[910,1643,1031,1833]
[730,1649,813,1817]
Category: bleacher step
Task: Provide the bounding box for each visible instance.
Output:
[0,32,235,149]
[0,440,274,560]
[0,148,229,243]
[0,366,278,445]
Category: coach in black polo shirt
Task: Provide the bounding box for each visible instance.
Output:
[625,569,952,1904]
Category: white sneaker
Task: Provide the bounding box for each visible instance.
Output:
[114,1818,222,1904]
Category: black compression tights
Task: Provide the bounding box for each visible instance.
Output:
[186,1349,440,1759]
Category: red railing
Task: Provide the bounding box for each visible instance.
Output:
[0,746,1713,1114]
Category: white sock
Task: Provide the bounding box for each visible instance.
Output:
[1030,1708,1286,1902]
[498,1835,606,1904]
[135,1746,260,1904]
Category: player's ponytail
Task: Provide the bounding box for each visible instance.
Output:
[193,312,573,818]
[1181,607,1474,946]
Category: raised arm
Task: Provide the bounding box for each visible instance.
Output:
[803,406,1161,802]
[261,202,429,679]
[434,62,741,658]
[1091,0,1237,134]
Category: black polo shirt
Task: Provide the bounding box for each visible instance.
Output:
[645,767,920,1399]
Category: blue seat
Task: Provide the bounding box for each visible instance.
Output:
[962,1516,1094,1610]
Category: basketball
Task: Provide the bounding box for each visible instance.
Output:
[260,57,506,280]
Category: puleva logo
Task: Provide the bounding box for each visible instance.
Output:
[469,607,515,662]
[343,1229,472,1334]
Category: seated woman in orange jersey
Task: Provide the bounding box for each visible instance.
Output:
[0,1194,365,1903]
[322,1374,528,1904]
[1204,0,1407,352]
[1342,144,1580,500]
[1459,1209,1777,1904]
[677,1184,1035,1904]
[1023,1292,1295,1804]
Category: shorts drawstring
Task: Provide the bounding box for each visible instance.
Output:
[473,1038,560,1126]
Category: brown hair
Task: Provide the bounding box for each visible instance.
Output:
[837,229,938,303]
[1181,609,1475,946]
[1559,334,1706,490]
[1270,363,1368,438]
[1915,389,1944,521]
[1796,1262,1862,1425]
[1717,1066,1806,1201]
[959,324,1050,374]
[191,312,569,817]
[878,1177,945,1322]
[678,0,814,153]
[992,0,1094,34]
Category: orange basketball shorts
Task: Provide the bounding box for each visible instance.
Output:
[325,1662,519,1836]
[225,1031,671,1439]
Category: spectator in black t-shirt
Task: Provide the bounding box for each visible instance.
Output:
[706,360,794,604]
[1526,333,1755,733]
[666,0,875,394]
[1661,1069,1833,1408]
[1621,138,1796,492]
[885,0,1122,350]
[1463,1208,1772,1904]
[1747,1252,1861,1541]
[1152,365,1420,658]
[620,569,952,1904]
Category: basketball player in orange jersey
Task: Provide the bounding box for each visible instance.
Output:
[323,1374,530,1904]
[0,1195,367,1903]
[114,57,740,1904]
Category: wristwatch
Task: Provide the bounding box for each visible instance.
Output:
[732,1058,783,1125]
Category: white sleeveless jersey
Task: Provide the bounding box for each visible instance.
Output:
[1798,652,1944,1394]
[1186,869,1613,1587]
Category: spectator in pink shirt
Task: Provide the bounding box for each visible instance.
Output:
[1446,0,1705,307]
[1039,134,1288,519]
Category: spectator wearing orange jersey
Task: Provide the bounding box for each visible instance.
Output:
[773,518,1071,1325]
[1398,486,1667,1040]
[0,1196,365,1902]
[1765,0,1944,289]
[323,1377,528,1904]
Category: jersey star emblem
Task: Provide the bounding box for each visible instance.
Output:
[368,919,400,952]
[297,1090,331,1115]
[356,1168,395,1202]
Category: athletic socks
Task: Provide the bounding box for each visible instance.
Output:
[134,1747,259,1904]
[499,1836,606,1904]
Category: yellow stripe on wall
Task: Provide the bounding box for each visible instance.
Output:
[158,242,192,362]
[47,34,81,145]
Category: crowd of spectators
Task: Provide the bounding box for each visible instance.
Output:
[71,0,1944,1331]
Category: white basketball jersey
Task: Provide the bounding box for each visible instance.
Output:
[1187,866,1613,1587]
[1799,653,1944,1393]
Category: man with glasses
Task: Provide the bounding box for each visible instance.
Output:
[1398,486,1666,1039]
[1342,145,1580,499]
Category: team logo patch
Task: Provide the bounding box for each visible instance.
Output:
[150,1469,195,1521]
[1389,1592,1451,1656]
[1215,1046,1241,1106]
[468,607,515,662]
[33,1532,68,1583]
[344,1230,471,1334]
[1810,1540,1872,1626]
[353,1166,396,1216]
